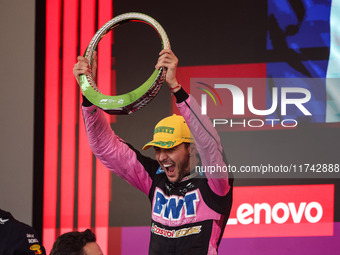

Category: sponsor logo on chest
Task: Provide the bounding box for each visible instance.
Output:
[151,223,202,238]
[152,188,199,221]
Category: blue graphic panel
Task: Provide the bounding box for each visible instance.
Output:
[266,0,335,123]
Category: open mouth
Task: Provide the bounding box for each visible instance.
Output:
[163,163,175,176]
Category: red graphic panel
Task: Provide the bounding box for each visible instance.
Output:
[78,0,96,231]
[60,0,78,235]
[43,0,113,253]
[224,184,334,238]
[43,0,61,250]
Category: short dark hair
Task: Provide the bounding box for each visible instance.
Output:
[183,142,191,148]
[50,229,96,255]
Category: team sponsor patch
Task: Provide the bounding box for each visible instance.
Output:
[27,233,39,244]
[151,223,201,238]
[153,188,199,220]
[30,244,41,250]
[0,218,9,224]
[154,126,175,134]
[156,166,164,174]
[28,238,39,244]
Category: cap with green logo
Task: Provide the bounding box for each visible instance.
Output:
[142,114,194,150]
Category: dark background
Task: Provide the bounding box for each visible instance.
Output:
[94,0,340,226]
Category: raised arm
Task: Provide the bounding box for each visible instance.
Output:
[156,50,230,196]
[176,90,230,196]
[74,55,155,195]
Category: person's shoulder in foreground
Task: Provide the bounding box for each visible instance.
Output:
[0,208,46,255]
[50,229,103,255]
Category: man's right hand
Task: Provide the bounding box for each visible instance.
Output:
[155,49,180,93]
[73,52,97,84]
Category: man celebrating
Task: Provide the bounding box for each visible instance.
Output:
[73,49,233,254]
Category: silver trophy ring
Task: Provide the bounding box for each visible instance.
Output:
[79,12,170,115]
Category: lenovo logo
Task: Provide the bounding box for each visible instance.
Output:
[224,184,334,238]
[229,201,322,225]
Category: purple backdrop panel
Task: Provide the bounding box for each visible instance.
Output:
[121,226,150,255]
[219,222,340,255]
[120,223,340,254]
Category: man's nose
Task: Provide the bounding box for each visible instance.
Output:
[158,149,168,161]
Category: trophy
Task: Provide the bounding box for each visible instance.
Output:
[79,12,170,114]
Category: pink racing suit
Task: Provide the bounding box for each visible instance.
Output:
[82,88,233,255]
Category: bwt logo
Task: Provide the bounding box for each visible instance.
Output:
[153,189,199,220]
[197,82,312,116]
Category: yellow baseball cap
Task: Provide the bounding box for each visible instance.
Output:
[142,114,194,150]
